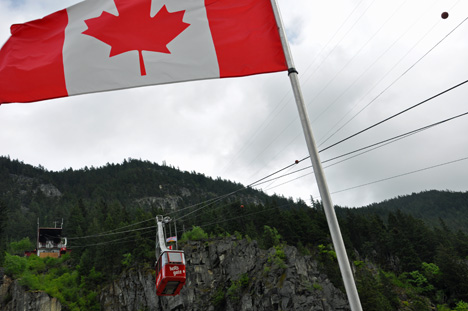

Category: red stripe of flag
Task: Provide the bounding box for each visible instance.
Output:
[205,0,286,78]
[0,10,68,104]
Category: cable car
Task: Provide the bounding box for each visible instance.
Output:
[155,215,187,296]
[155,250,186,296]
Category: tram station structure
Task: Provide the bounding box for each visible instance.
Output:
[36,219,68,258]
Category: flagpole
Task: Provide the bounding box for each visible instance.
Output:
[269,1,362,310]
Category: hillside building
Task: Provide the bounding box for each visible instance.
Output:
[36,219,68,258]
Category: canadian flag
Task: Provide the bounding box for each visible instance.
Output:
[0,0,287,104]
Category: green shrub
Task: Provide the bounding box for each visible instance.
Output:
[180,226,208,242]
[26,255,46,272]
[354,260,364,268]
[4,253,27,277]
[318,244,336,260]
[436,304,452,311]
[239,273,250,287]
[266,245,287,269]
[422,262,440,278]
[455,301,468,311]
[19,269,41,289]
[408,270,434,294]
[262,225,281,249]
[227,273,250,301]
[297,242,311,256]
[8,238,34,255]
[121,253,132,267]
[4,254,99,310]
[211,288,226,309]
[313,283,323,290]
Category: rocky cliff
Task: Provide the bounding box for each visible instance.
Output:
[0,274,62,311]
[1,237,350,310]
[100,237,350,311]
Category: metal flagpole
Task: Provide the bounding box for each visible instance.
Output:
[269,1,363,310]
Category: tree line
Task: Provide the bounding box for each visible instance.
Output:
[1,156,468,310]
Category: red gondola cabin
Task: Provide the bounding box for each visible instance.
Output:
[155,250,186,296]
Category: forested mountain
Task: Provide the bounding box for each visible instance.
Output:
[339,190,468,233]
[1,156,468,310]
[0,156,300,240]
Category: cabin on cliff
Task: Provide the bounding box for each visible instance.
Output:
[35,219,68,258]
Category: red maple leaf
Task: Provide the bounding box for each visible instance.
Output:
[82,0,190,76]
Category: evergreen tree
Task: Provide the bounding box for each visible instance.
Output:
[0,200,8,264]
[355,267,393,311]
[435,245,468,303]
[67,200,89,261]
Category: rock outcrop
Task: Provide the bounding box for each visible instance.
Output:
[0,275,62,311]
[1,237,350,310]
[100,237,350,311]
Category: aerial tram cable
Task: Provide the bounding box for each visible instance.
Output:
[71,203,293,249]
[321,110,468,164]
[68,87,467,242]
[270,154,468,199]
[311,0,438,128]
[264,171,314,193]
[73,107,467,244]
[69,98,467,243]
[248,3,458,182]
[217,0,368,178]
[318,78,468,154]
[218,4,448,186]
[67,187,253,242]
[309,0,411,124]
[102,218,155,233]
[317,13,468,148]
[165,187,244,217]
[316,1,465,146]
[217,89,293,178]
[243,117,300,182]
[302,0,377,86]
[329,155,468,196]
[70,229,155,248]
[67,189,246,241]
[68,225,157,240]
[242,3,457,185]
[69,105,468,247]
[175,195,292,227]
[174,204,289,236]
[236,0,378,181]
[257,110,468,190]
[69,144,466,250]
[175,159,305,222]
[193,207,277,229]
[299,0,367,83]
[256,92,468,189]
[175,190,245,221]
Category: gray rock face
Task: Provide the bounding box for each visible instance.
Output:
[100,268,158,310]
[37,184,62,198]
[0,275,62,311]
[0,238,350,310]
[136,195,182,210]
[100,237,350,311]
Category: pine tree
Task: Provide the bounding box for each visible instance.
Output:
[0,200,8,264]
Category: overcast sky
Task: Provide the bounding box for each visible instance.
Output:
[1,0,467,208]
